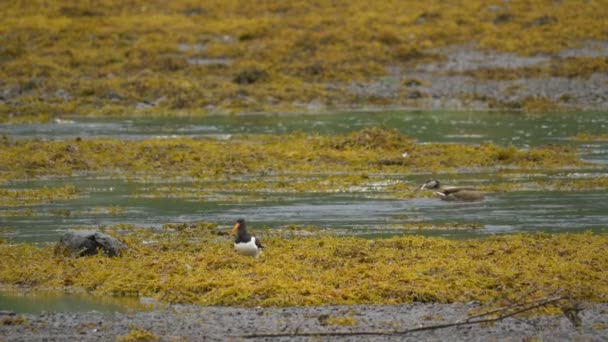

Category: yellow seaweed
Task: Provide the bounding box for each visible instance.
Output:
[1,1,607,122]
[0,227,606,307]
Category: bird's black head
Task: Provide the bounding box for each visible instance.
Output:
[231,218,247,235]
[231,218,253,243]
[418,179,440,190]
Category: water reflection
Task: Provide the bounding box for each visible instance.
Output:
[0,290,155,314]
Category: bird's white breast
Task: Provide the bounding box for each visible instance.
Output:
[234,237,261,257]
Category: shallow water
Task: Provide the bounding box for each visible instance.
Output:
[2,173,607,243]
[0,290,153,314]
[2,111,607,144]
[3,111,607,164]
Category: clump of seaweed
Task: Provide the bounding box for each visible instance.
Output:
[396,222,483,230]
[322,314,358,327]
[0,129,589,184]
[571,133,608,142]
[0,226,606,307]
[117,326,159,342]
[0,315,29,326]
[0,185,80,206]
[0,128,601,203]
[538,177,608,191]
[327,127,415,150]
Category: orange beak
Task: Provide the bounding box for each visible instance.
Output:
[230,222,240,235]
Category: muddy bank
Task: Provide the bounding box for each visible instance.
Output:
[2,302,608,341]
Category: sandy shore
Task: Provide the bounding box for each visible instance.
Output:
[2,302,608,341]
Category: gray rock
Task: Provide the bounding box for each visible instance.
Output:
[187,58,232,66]
[135,101,153,110]
[107,91,124,101]
[56,230,126,257]
[55,89,71,101]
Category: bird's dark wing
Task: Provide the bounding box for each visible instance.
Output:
[439,187,462,195]
[255,237,264,249]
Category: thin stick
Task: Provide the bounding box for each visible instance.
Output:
[463,289,563,323]
[240,295,566,339]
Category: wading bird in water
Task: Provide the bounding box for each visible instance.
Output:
[417,179,485,201]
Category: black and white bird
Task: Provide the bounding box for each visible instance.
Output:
[230,218,263,258]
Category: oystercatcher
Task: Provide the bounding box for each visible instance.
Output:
[230,218,263,258]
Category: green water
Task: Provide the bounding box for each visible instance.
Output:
[3,110,608,148]
[3,110,607,162]
[2,172,607,244]
[0,289,155,314]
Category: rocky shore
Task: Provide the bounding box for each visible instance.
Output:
[2,302,608,341]
[2,0,608,122]
[346,42,608,112]
[4,42,608,120]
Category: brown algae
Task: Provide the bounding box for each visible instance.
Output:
[0,129,588,182]
[572,133,608,142]
[0,185,80,206]
[2,1,607,122]
[1,128,602,201]
[0,227,606,307]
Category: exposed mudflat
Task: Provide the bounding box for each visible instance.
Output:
[2,302,608,341]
